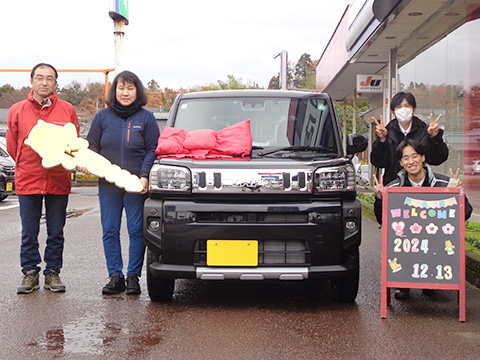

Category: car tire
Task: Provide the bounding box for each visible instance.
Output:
[331,250,359,302]
[146,249,175,302]
[0,194,7,202]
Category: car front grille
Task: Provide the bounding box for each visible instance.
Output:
[1,165,14,176]
[195,212,308,223]
[194,239,310,266]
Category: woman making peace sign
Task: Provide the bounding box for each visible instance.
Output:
[370,92,449,185]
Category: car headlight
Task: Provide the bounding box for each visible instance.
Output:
[150,164,191,192]
[314,164,355,192]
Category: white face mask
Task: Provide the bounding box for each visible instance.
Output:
[395,107,413,124]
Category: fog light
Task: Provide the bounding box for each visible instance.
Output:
[148,219,160,231]
[345,220,357,232]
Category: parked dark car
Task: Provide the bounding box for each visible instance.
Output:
[0,142,15,201]
[144,90,367,302]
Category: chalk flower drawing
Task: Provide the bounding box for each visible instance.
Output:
[442,223,455,235]
[425,223,439,235]
[410,223,422,234]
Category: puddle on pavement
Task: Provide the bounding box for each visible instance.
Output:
[39,208,92,221]
[30,316,105,355]
[66,208,92,218]
[29,315,163,356]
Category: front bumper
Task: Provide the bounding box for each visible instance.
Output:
[0,174,15,195]
[148,263,358,281]
[144,198,361,280]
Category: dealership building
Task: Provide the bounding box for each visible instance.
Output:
[316,0,480,209]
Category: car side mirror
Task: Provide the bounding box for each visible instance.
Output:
[346,134,368,156]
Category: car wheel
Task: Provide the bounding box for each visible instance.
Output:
[331,250,359,302]
[146,249,175,302]
[0,194,7,202]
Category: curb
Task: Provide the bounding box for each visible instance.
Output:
[359,200,480,289]
[466,252,480,289]
[72,180,97,187]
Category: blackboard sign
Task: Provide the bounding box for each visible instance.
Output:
[380,187,466,321]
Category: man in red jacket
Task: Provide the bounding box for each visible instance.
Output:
[7,63,79,294]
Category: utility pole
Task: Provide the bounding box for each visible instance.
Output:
[274,50,288,90]
[109,0,129,73]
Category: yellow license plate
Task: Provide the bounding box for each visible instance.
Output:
[207,240,258,266]
[6,182,13,192]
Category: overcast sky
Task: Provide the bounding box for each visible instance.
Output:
[1,0,351,90]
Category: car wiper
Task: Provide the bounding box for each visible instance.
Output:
[251,145,265,150]
[258,145,334,156]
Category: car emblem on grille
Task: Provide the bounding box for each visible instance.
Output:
[240,181,262,192]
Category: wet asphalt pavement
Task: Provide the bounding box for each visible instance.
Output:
[1,186,480,359]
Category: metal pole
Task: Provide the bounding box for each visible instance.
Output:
[114,20,126,73]
[384,48,398,124]
[281,50,288,90]
[369,121,374,185]
[273,50,288,90]
[353,90,357,134]
[104,70,110,107]
[343,100,347,152]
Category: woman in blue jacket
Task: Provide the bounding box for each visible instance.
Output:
[87,71,160,295]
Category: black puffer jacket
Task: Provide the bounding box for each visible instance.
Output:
[374,164,473,225]
[370,116,449,185]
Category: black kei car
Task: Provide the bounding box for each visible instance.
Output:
[144,90,367,302]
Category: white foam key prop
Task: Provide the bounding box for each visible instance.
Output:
[25,120,143,193]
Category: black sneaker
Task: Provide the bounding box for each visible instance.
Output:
[126,274,141,295]
[102,273,126,294]
[394,288,410,300]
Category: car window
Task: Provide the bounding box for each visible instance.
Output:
[0,145,9,158]
[174,97,337,151]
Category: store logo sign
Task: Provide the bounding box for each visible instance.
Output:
[357,74,383,93]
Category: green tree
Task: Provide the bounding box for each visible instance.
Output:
[0,86,30,108]
[145,79,163,107]
[0,84,14,97]
[59,81,85,106]
[268,54,316,90]
[147,79,161,92]
[78,82,106,121]
[294,53,314,88]
[268,75,279,89]
[162,87,181,111]
[334,99,370,137]
[218,74,247,89]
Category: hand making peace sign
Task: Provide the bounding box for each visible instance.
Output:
[372,115,388,142]
[427,113,442,137]
[449,168,462,188]
[373,173,384,199]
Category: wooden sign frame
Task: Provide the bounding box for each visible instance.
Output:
[380,187,466,321]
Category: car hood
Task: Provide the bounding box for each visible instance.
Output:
[0,157,14,167]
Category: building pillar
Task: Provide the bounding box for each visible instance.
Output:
[353,90,357,134]
[343,100,347,152]
[384,48,398,123]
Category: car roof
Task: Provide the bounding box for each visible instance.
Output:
[179,89,330,100]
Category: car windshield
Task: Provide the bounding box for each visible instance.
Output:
[173,97,338,152]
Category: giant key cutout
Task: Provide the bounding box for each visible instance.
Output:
[25,120,143,193]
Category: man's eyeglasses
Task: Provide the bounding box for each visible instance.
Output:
[33,75,56,84]
[401,153,421,162]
